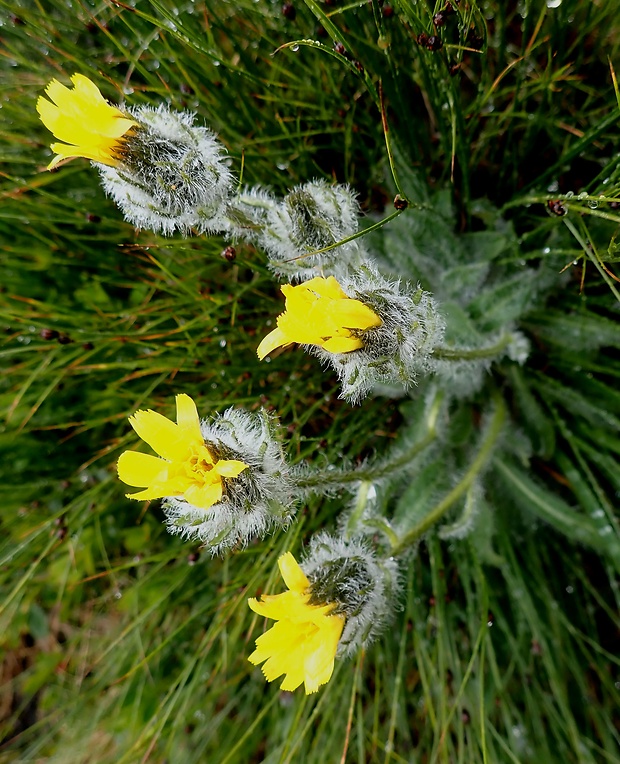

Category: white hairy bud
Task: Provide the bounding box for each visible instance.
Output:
[301,533,400,657]
[97,104,234,235]
[259,179,363,280]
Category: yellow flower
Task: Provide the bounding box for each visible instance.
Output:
[117,394,248,510]
[256,276,382,360]
[248,552,345,694]
[37,73,137,169]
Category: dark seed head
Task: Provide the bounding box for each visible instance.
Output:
[382,5,394,18]
[57,335,73,345]
[334,41,346,56]
[433,12,446,26]
[393,194,409,211]
[221,246,237,262]
[547,199,567,217]
[282,2,296,19]
[425,35,443,51]
[40,328,59,341]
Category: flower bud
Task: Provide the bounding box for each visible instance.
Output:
[301,533,400,657]
[258,179,363,279]
[98,104,234,235]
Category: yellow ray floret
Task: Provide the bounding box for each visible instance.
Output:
[256,276,382,360]
[37,73,137,169]
[248,552,345,694]
[117,393,248,510]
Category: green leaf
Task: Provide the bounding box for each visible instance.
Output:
[508,366,556,459]
[494,459,620,567]
[524,309,620,351]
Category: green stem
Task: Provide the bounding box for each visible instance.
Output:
[390,394,506,557]
[344,481,373,540]
[295,389,444,491]
[433,334,512,361]
[563,217,620,304]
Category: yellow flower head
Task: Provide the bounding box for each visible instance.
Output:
[248,552,345,694]
[117,394,248,510]
[256,276,382,360]
[37,73,137,169]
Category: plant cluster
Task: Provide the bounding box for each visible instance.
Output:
[1,1,620,761]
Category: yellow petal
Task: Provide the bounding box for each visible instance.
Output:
[125,486,169,502]
[302,276,348,300]
[214,459,249,478]
[175,394,202,442]
[38,74,137,169]
[257,326,290,359]
[249,590,315,622]
[278,552,310,593]
[302,616,344,693]
[330,299,381,329]
[260,276,381,354]
[184,481,222,509]
[48,142,119,169]
[128,408,194,462]
[71,73,109,104]
[117,450,169,487]
[321,336,364,353]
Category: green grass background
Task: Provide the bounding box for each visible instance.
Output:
[0,0,619,762]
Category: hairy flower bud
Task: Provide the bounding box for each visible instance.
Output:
[301,533,400,657]
[98,104,234,235]
[258,179,363,280]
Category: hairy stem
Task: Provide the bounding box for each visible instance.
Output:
[295,389,444,491]
[390,393,506,557]
[432,334,513,361]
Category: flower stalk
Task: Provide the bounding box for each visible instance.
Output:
[294,388,444,492]
[390,393,507,557]
[432,334,514,362]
